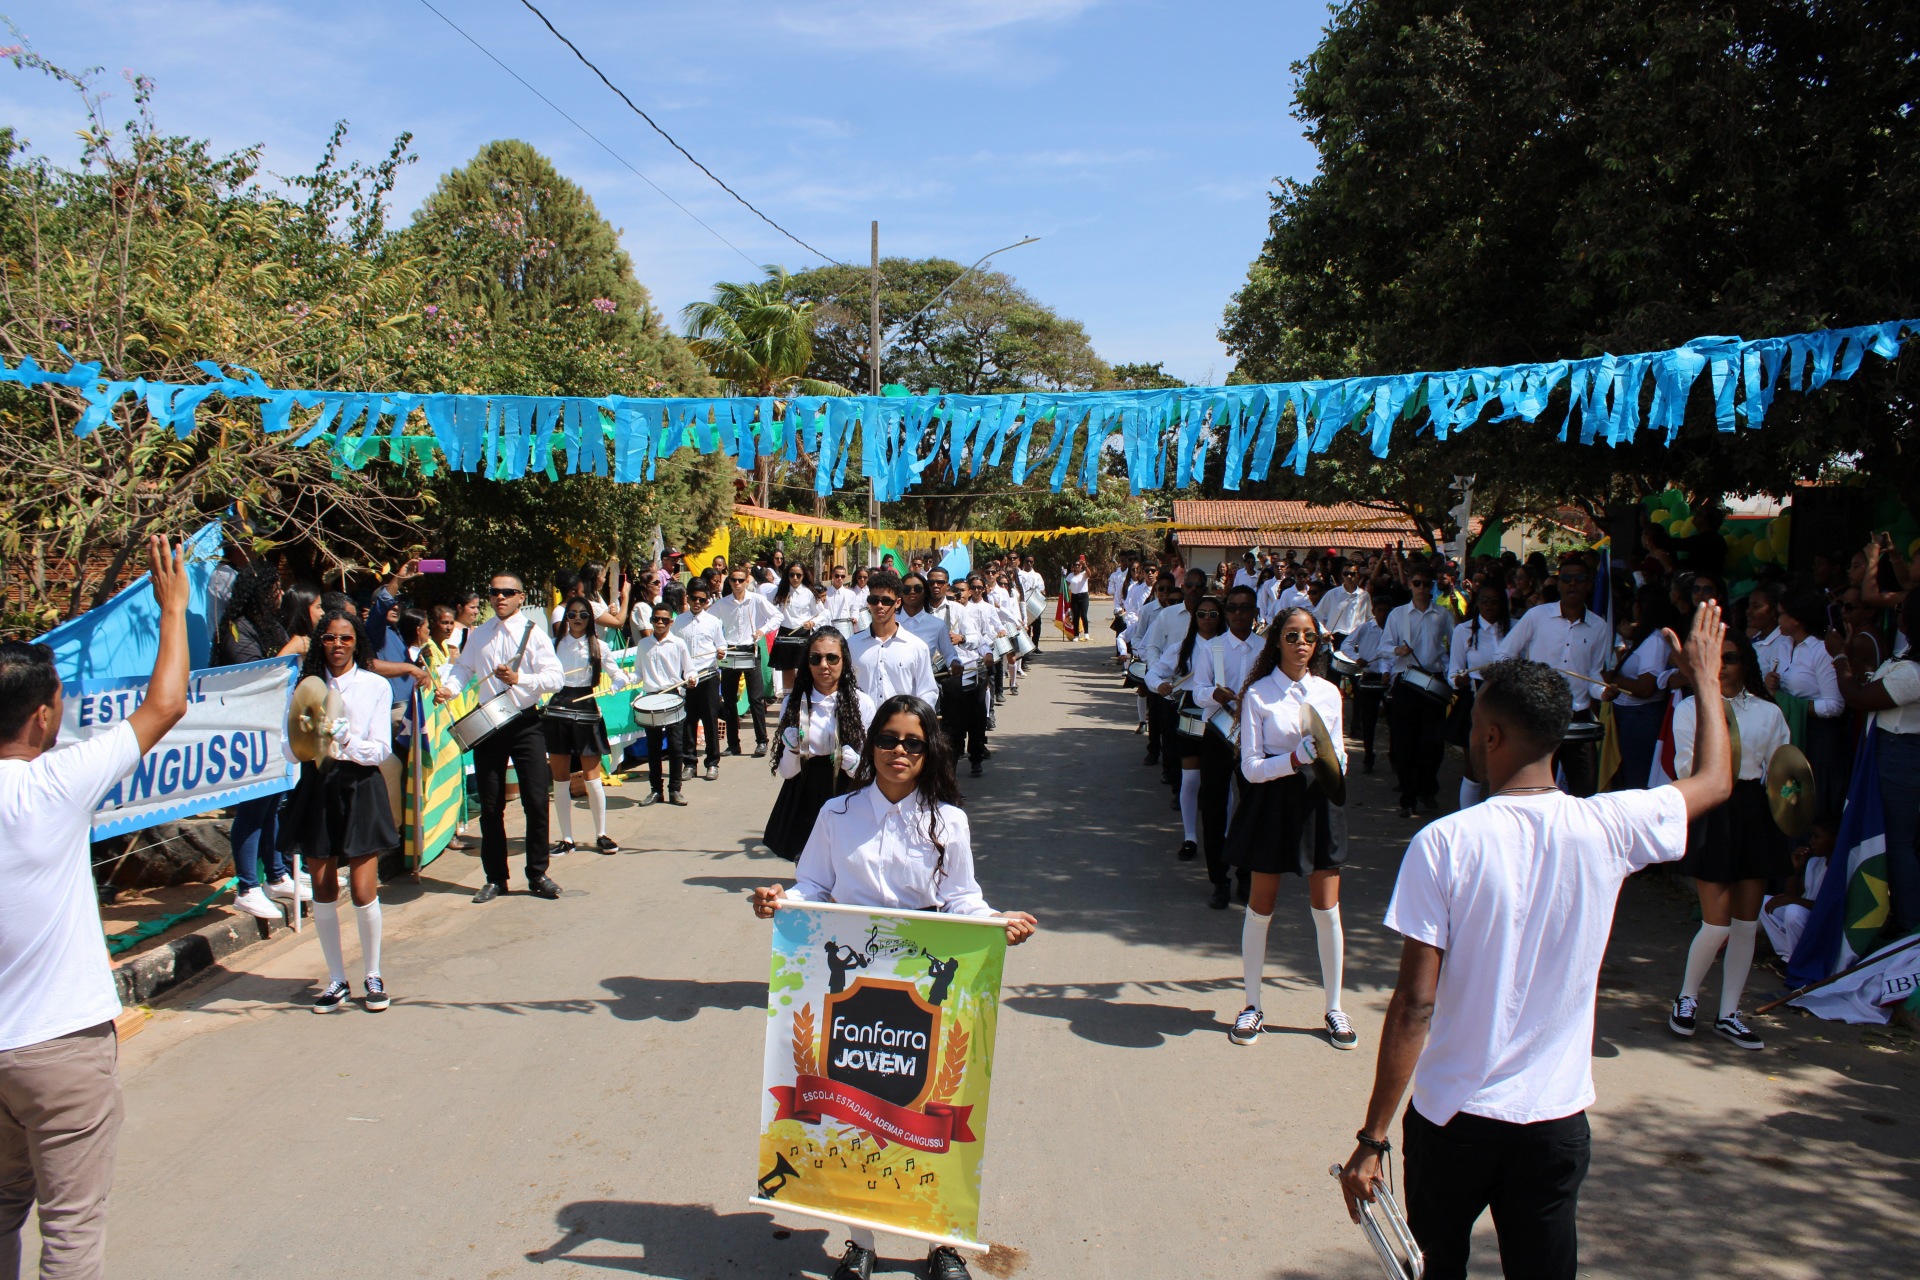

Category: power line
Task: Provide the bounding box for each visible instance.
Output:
[514,0,845,266]
[414,0,759,269]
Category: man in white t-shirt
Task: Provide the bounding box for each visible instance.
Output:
[1,537,191,1279]
[1339,602,1734,1280]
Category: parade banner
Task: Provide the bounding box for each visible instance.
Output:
[753,901,1007,1252]
[59,656,300,839]
[405,688,468,871]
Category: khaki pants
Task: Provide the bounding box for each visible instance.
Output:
[0,1021,122,1280]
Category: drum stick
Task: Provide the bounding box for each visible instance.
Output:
[1556,668,1611,690]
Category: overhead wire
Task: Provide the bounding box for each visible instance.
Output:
[414,0,760,269]
[513,0,846,265]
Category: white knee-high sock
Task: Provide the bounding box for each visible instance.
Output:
[585,777,608,838]
[552,787,575,843]
[354,898,383,979]
[1679,923,1730,1000]
[1459,778,1487,809]
[1720,918,1759,1019]
[1135,693,1147,725]
[1241,906,1272,1011]
[1313,904,1344,1014]
[1179,768,1201,843]
[313,899,347,985]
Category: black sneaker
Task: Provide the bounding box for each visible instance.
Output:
[1229,1005,1264,1045]
[596,835,620,854]
[970,760,983,777]
[313,980,350,1014]
[1668,995,1698,1037]
[1326,1009,1357,1050]
[926,1245,973,1280]
[830,1240,874,1280]
[1208,882,1230,909]
[1177,840,1198,862]
[363,976,390,1012]
[1714,1011,1763,1050]
[547,840,574,858]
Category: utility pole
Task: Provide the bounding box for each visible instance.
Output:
[867,220,881,565]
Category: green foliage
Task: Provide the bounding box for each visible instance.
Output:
[681,265,848,397]
[1221,0,1920,525]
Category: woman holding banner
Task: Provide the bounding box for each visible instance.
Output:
[764,628,874,861]
[280,610,398,1014]
[750,693,1036,1280]
[545,600,632,856]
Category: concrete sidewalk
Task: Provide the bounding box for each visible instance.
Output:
[57,641,1920,1278]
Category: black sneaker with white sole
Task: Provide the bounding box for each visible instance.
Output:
[363,976,390,1011]
[1668,994,1698,1037]
[313,980,350,1014]
[1714,1011,1763,1050]
[1229,1005,1263,1045]
[1325,1009,1358,1050]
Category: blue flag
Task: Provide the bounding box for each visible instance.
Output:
[939,540,972,582]
[1788,725,1889,987]
[35,519,225,685]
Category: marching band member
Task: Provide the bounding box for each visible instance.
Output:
[436,573,566,903]
[1339,593,1398,773]
[545,599,633,856]
[925,568,991,777]
[1385,569,1455,818]
[712,568,782,759]
[1447,583,1512,808]
[1225,607,1354,1050]
[848,570,938,703]
[1065,554,1092,640]
[1602,585,1682,794]
[1106,552,1133,651]
[968,574,1007,709]
[820,563,862,632]
[771,563,822,696]
[1150,595,1222,867]
[996,571,1027,694]
[1233,552,1260,590]
[1666,630,1790,1051]
[1201,585,1263,906]
[282,610,399,1013]
[1316,562,1371,651]
[1499,558,1610,797]
[632,603,694,807]
[1018,553,1047,653]
[671,581,728,782]
[750,693,1037,1280]
[1143,569,1203,789]
[763,629,876,861]
[1128,571,1177,753]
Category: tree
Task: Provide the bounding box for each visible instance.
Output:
[1221,0,1920,525]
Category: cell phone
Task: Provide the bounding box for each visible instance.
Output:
[417,559,447,574]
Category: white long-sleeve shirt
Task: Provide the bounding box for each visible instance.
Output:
[820,584,863,628]
[1384,601,1453,676]
[1144,601,1193,666]
[1612,632,1673,708]
[1239,668,1347,784]
[554,632,633,691]
[1017,568,1045,603]
[848,627,938,703]
[787,786,993,917]
[1316,585,1371,636]
[1671,690,1791,780]
[776,687,878,779]
[669,610,727,675]
[325,666,394,766]
[710,591,782,648]
[1340,619,1396,677]
[898,608,962,673]
[631,632,694,694]
[1778,636,1843,718]
[1106,567,1129,611]
[1751,628,1791,681]
[1168,630,1259,711]
[1499,603,1610,711]
[775,586,821,628]
[1448,619,1509,686]
[439,612,564,711]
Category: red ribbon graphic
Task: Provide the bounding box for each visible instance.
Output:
[770,1075,977,1153]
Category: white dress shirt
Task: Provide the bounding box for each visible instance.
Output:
[1316,585,1371,636]
[554,632,633,691]
[1499,603,1611,711]
[1384,601,1454,676]
[776,687,878,779]
[1778,636,1843,718]
[439,612,564,711]
[927,599,989,682]
[1194,630,1260,711]
[1257,578,1283,624]
[710,592,782,648]
[1612,632,1673,707]
[1340,619,1395,677]
[669,610,727,675]
[821,584,863,628]
[1278,583,1313,612]
[1017,568,1045,603]
[848,627,938,703]
[326,666,394,766]
[1239,668,1347,783]
[898,608,962,673]
[1106,567,1128,611]
[1751,628,1791,681]
[776,586,820,628]
[631,632,694,694]
[1671,690,1791,780]
[1448,619,1509,686]
[788,786,993,916]
[1233,568,1259,590]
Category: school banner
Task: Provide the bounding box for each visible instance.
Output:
[60,655,300,839]
[405,688,469,871]
[752,901,1007,1252]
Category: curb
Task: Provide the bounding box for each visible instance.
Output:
[113,910,287,1006]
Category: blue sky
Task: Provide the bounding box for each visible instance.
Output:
[2,1,1331,383]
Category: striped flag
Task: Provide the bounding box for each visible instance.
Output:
[1788,722,1890,987]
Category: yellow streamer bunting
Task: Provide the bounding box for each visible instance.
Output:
[727,514,1418,549]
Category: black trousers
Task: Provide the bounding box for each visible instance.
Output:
[1197,731,1237,887]
[1554,714,1599,798]
[1149,695,1179,785]
[680,675,721,768]
[721,664,768,750]
[1028,616,1044,651]
[940,680,987,763]
[645,722,683,793]
[1388,688,1448,804]
[1070,592,1089,636]
[1354,683,1387,765]
[1404,1105,1591,1280]
[473,710,550,888]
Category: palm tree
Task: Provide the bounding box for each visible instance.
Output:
[682,266,849,507]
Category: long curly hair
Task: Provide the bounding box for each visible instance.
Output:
[224,564,289,655]
[300,609,374,680]
[845,694,963,882]
[1241,605,1319,701]
[771,627,867,772]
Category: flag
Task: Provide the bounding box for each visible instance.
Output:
[1788,722,1890,988]
[938,540,971,582]
[1054,584,1072,639]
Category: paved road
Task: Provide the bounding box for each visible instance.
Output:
[68,640,1920,1278]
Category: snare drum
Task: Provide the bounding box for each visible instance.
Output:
[1175,698,1208,739]
[630,690,687,727]
[770,627,808,671]
[930,649,951,678]
[723,644,760,671]
[450,692,528,751]
[1010,631,1036,658]
[1206,705,1241,745]
[1329,650,1364,680]
[992,634,1015,658]
[1025,596,1045,623]
[1358,672,1391,691]
[1562,715,1605,744]
[1394,668,1454,710]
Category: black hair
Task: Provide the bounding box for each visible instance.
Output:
[580,562,608,599]
[1627,583,1680,658]
[280,581,322,639]
[490,571,524,590]
[774,562,811,606]
[1176,594,1227,678]
[771,626,867,774]
[225,564,289,655]
[867,568,903,598]
[302,609,375,680]
[398,608,430,650]
[554,569,582,601]
[0,641,60,741]
[451,588,482,611]
[661,581,686,615]
[1779,587,1829,638]
[845,694,964,880]
[553,600,605,686]
[1242,606,1319,697]
[1718,628,1774,701]
[1474,658,1572,756]
[319,589,355,619]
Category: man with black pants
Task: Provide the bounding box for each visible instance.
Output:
[1017,554,1046,654]
[925,569,989,776]
[1341,611,1733,1280]
[1499,557,1610,798]
[1384,570,1454,819]
[671,582,727,780]
[437,573,564,901]
[711,568,781,758]
[1199,585,1261,908]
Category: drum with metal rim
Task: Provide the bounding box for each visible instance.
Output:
[1010,631,1036,658]
[1025,596,1045,622]
[992,634,1015,658]
[1394,668,1454,709]
[1126,659,1150,683]
[1175,698,1208,739]
[1329,650,1365,680]
[630,690,687,727]
[450,692,528,751]
[1206,705,1241,745]
[723,644,760,671]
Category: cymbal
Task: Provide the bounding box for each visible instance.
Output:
[287,675,342,764]
[1767,743,1817,839]
[1303,702,1347,807]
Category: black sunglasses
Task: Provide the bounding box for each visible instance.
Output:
[903,584,925,593]
[870,731,928,756]
[868,595,899,608]
[1224,602,1255,612]
[488,586,521,597]
[808,652,843,666]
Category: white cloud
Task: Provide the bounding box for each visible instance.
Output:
[773,0,1099,49]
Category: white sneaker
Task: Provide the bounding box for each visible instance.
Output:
[265,877,311,903]
[233,886,282,919]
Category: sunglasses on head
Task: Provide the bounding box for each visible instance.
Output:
[870,731,928,756]
[808,651,842,666]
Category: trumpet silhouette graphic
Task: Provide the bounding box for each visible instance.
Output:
[758,1152,802,1198]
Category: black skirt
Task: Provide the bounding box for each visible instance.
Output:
[1225,771,1348,877]
[764,755,849,861]
[1445,684,1477,747]
[543,687,612,758]
[279,760,398,863]
[769,627,808,671]
[1677,778,1792,884]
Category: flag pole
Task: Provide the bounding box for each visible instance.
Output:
[1755,933,1920,1014]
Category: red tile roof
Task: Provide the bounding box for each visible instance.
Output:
[1168,499,1433,548]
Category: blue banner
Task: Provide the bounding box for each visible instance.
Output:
[34,520,225,685]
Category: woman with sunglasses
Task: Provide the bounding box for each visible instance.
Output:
[280,610,399,1013]
[1449,582,1514,806]
[545,600,633,856]
[750,694,1036,1280]
[771,563,822,695]
[1665,629,1791,1050]
[764,629,876,860]
[1151,594,1226,866]
[1225,606,1355,1051]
